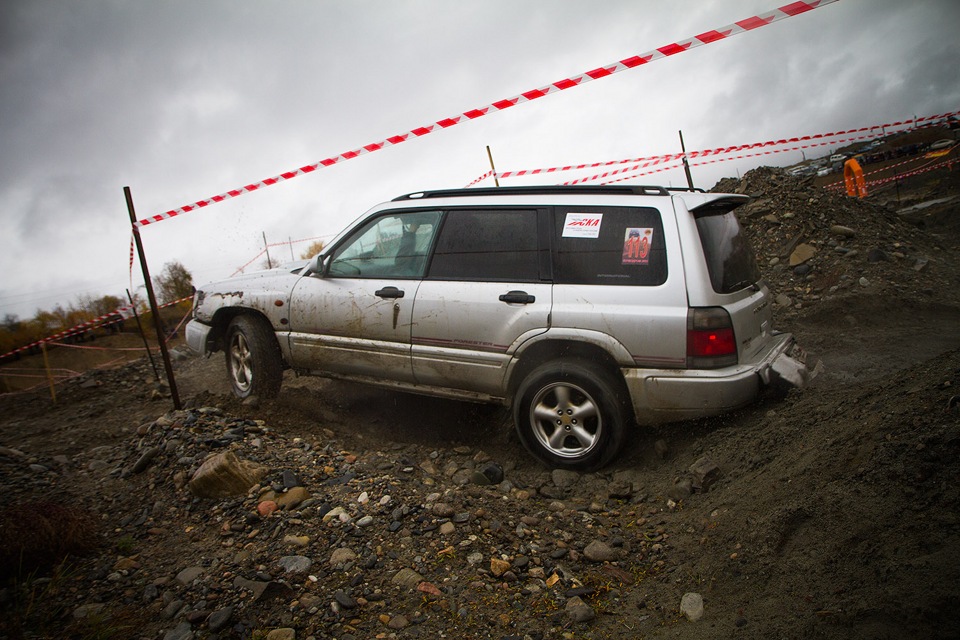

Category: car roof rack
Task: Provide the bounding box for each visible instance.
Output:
[665,186,706,193]
[393,184,673,201]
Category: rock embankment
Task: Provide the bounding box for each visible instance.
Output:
[715,166,954,314]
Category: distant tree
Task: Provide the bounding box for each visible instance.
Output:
[0,329,14,356]
[2,314,20,333]
[50,304,83,330]
[31,310,58,336]
[0,316,18,355]
[154,261,194,304]
[98,294,124,316]
[127,289,146,312]
[76,293,124,318]
[299,240,326,260]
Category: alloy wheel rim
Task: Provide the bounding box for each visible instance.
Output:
[229,333,253,393]
[529,382,601,459]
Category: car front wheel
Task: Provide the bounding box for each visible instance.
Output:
[225,315,283,399]
[514,360,628,470]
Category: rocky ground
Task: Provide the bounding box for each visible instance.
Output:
[1,159,959,640]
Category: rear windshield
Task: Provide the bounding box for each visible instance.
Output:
[694,205,761,294]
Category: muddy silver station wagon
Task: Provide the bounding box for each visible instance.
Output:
[187,185,807,469]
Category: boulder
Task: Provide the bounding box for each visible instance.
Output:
[188,451,267,499]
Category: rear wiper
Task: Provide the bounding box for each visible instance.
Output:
[729,281,760,292]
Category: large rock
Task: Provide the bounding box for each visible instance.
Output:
[392,567,424,590]
[681,592,704,621]
[789,243,817,266]
[583,540,619,563]
[188,451,267,499]
[276,486,310,510]
[689,456,723,492]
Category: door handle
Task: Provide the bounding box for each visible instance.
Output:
[499,290,536,304]
[375,286,405,299]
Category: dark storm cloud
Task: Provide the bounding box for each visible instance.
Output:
[1,0,959,321]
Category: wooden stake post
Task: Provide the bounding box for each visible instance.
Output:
[124,187,182,409]
[127,288,160,381]
[486,146,500,187]
[41,341,56,403]
[679,130,695,190]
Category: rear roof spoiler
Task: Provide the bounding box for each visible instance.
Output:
[686,193,751,215]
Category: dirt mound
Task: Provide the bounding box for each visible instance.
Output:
[715,166,958,316]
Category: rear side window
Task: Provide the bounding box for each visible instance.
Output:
[553,206,667,286]
[428,209,540,281]
[694,204,761,294]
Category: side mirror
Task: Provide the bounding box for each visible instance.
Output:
[305,254,326,276]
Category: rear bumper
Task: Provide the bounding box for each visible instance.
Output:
[185,319,213,356]
[623,333,806,424]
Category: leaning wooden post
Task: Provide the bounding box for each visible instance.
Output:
[124,187,182,409]
[127,288,160,382]
[486,145,500,187]
[41,341,56,403]
[679,130,695,190]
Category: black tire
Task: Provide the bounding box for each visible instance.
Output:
[513,360,629,470]
[224,315,283,399]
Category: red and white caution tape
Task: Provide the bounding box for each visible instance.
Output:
[863,158,955,188]
[128,235,136,291]
[601,134,949,187]
[597,141,955,191]
[494,110,959,185]
[134,1,838,228]
[822,154,933,190]
[0,367,80,377]
[823,156,956,191]
[463,170,494,188]
[565,155,680,185]
[46,342,151,352]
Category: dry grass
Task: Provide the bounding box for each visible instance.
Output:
[0,500,100,581]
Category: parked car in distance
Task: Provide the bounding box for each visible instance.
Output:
[187,185,808,469]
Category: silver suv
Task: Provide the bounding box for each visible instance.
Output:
[187,185,807,469]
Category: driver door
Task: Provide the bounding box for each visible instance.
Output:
[286,210,441,382]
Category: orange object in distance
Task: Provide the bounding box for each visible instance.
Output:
[844,157,867,198]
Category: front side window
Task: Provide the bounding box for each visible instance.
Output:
[328,210,441,278]
[554,206,667,286]
[428,209,540,281]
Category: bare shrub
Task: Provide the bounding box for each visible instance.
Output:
[0,501,100,581]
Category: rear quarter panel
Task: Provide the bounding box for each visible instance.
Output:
[671,193,779,365]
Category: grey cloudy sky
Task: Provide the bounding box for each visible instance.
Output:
[1,0,958,322]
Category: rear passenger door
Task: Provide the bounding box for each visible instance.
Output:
[411,208,552,397]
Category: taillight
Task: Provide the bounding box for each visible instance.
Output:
[687,307,737,368]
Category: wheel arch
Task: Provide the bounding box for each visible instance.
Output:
[508,338,627,400]
[209,308,279,355]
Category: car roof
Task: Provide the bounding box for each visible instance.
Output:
[392,185,704,201]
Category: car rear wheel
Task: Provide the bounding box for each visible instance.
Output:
[225,315,283,399]
[514,360,628,470]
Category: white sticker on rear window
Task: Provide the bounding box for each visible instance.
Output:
[562,212,603,238]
